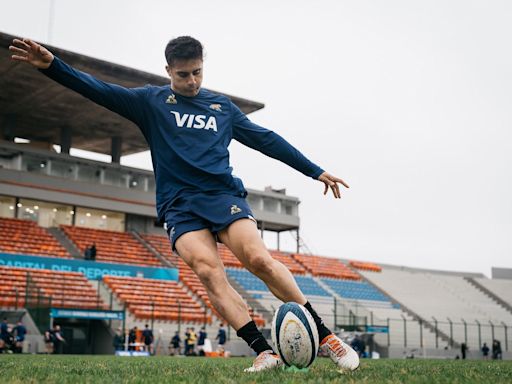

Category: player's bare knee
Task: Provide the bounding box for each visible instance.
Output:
[196,265,226,291]
[245,249,274,277]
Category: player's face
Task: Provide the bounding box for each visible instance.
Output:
[166,59,203,97]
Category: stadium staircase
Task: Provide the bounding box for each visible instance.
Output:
[464,277,512,315]
[131,231,176,268]
[357,269,453,348]
[47,226,82,258]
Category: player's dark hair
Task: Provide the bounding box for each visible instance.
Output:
[165,36,203,66]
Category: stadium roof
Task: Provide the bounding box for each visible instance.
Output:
[0,32,265,156]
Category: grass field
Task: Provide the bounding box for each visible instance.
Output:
[1,355,511,384]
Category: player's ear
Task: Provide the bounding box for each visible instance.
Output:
[165,65,171,76]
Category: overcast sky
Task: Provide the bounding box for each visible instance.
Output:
[2,0,511,276]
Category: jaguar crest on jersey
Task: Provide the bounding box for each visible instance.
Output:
[166,94,177,104]
[210,103,222,112]
[230,205,242,215]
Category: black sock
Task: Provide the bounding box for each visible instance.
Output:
[304,301,332,341]
[237,320,274,355]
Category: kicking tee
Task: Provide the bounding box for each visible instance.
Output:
[40,57,324,221]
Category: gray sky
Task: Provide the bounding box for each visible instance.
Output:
[2,0,511,276]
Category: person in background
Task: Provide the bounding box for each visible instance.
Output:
[216,323,226,349]
[169,331,181,356]
[13,320,27,353]
[481,342,490,360]
[44,327,54,354]
[142,324,154,354]
[128,326,138,351]
[492,339,502,360]
[460,342,468,360]
[197,326,207,356]
[90,243,97,261]
[186,327,197,356]
[52,325,66,354]
[0,318,9,352]
[113,328,124,352]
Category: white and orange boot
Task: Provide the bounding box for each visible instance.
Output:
[244,350,283,372]
[321,334,360,372]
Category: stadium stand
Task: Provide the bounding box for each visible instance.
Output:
[473,277,512,307]
[292,253,360,280]
[103,275,210,323]
[361,267,512,348]
[0,218,70,258]
[61,225,162,266]
[0,266,106,309]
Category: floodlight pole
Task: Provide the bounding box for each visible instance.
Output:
[419,318,423,349]
[461,318,467,346]
[151,300,155,331]
[432,317,438,349]
[401,314,407,348]
[501,322,508,351]
[475,320,481,349]
[447,318,453,348]
[387,318,390,347]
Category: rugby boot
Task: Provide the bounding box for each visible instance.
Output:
[320,334,360,372]
[244,350,283,372]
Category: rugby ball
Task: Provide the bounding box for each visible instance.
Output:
[271,302,319,368]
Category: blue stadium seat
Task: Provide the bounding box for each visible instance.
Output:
[321,278,392,302]
[226,269,331,297]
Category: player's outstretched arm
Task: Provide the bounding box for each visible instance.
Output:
[317,172,349,199]
[9,38,54,69]
[9,37,147,126]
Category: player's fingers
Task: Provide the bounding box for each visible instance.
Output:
[330,183,339,199]
[11,55,29,62]
[13,38,31,49]
[23,38,38,49]
[333,182,341,198]
[331,176,349,189]
[9,46,27,55]
[323,183,328,195]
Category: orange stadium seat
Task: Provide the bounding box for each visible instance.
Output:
[0,265,107,309]
[292,253,361,280]
[60,225,163,267]
[103,275,210,323]
[0,218,70,258]
[349,260,382,272]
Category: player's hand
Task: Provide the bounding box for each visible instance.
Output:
[9,38,54,69]
[318,171,349,199]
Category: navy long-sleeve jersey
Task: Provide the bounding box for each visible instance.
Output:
[40,57,324,221]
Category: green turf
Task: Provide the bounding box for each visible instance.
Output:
[1,355,511,384]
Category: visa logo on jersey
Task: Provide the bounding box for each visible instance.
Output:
[170,111,218,132]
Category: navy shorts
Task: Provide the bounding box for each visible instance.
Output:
[165,193,256,251]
